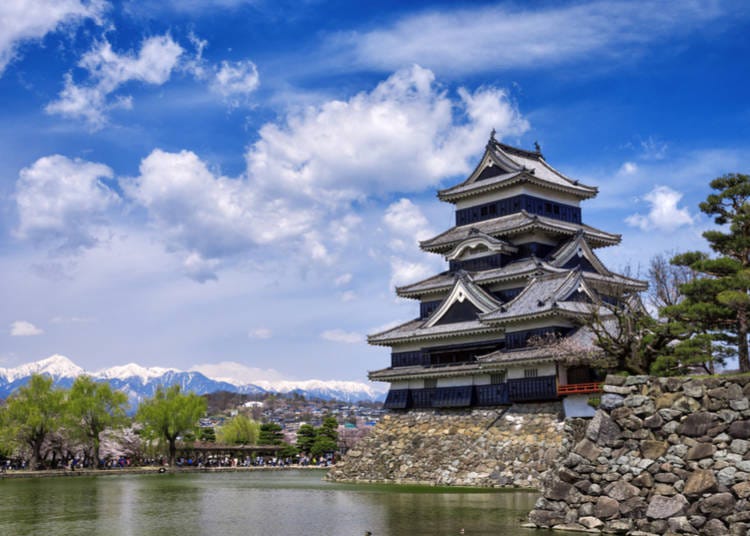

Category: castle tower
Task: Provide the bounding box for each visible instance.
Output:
[368,135,646,410]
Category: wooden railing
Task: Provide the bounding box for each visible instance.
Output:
[557,382,603,395]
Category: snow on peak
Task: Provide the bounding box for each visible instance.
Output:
[253,379,386,397]
[0,354,85,382]
[94,363,175,383]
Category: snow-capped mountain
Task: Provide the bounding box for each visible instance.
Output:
[0,355,386,405]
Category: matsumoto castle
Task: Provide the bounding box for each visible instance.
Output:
[368,134,646,411]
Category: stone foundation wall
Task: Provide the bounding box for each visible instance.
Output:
[327,403,564,488]
[527,374,750,535]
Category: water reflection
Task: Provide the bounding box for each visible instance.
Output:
[0,471,551,535]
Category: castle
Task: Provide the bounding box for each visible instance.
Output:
[368,134,645,411]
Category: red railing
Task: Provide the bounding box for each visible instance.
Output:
[557,382,603,395]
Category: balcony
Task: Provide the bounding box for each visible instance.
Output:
[557,382,603,396]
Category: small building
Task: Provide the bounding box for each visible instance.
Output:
[368,135,646,410]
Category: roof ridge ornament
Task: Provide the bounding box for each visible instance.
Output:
[534,141,542,155]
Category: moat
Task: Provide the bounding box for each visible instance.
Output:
[0,470,553,535]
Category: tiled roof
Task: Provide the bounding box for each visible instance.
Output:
[479,270,602,325]
[476,326,602,365]
[438,140,597,202]
[368,362,483,381]
[396,258,542,297]
[419,211,621,253]
[367,318,500,346]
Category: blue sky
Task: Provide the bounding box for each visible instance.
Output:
[1,0,749,383]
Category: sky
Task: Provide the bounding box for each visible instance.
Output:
[1,0,750,384]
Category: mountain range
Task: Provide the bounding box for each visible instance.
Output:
[0,355,387,407]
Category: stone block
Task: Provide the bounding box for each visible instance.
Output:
[640,440,668,460]
[645,493,688,519]
[728,419,750,439]
[683,469,717,496]
[593,496,619,519]
[699,492,735,516]
[678,412,718,437]
[605,480,640,501]
[686,442,716,460]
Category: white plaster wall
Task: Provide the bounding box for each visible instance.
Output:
[454,184,580,209]
[436,376,474,388]
[473,374,492,385]
[506,363,556,379]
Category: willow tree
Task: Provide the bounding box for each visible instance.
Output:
[217,415,260,445]
[136,385,206,466]
[1,374,65,469]
[67,376,129,465]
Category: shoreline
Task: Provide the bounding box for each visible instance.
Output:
[0,465,329,480]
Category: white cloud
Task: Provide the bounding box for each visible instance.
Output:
[388,256,434,289]
[618,161,638,175]
[334,273,352,286]
[46,35,184,128]
[640,136,669,160]
[10,320,43,336]
[123,149,316,281]
[15,154,118,250]
[329,1,734,75]
[246,65,529,203]
[383,198,433,244]
[625,185,694,232]
[0,0,105,76]
[211,60,260,105]
[190,361,285,385]
[248,327,272,339]
[340,290,357,302]
[321,329,363,344]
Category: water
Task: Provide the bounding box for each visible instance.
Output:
[0,470,550,535]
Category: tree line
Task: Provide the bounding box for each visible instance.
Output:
[580,173,750,376]
[0,376,340,470]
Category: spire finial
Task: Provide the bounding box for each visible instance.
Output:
[534,140,541,154]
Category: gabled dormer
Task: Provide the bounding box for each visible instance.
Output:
[437,134,598,207]
[444,229,517,272]
[547,231,611,275]
[423,273,502,328]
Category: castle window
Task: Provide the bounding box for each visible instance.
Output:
[524,368,539,378]
[424,379,437,389]
[490,372,506,384]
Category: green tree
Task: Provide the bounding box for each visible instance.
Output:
[66,376,129,465]
[698,173,750,372]
[0,375,65,469]
[199,427,216,443]
[217,415,260,445]
[296,423,316,454]
[136,385,207,466]
[309,416,339,458]
[259,422,283,445]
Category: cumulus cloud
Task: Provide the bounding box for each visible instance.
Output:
[383,198,434,246]
[248,327,272,339]
[618,161,638,175]
[0,0,105,75]
[15,154,119,250]
[246,65,528,203]
[190,361,285,384]
[122,149,316,281]
[625,185,694,232]
[10,320,44,336]
[321,329,363,344]
[211,60,260,105]
[334,273,352,287]
[388,256,435,289]
[46,35,184,128]
[329,1,735,75]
